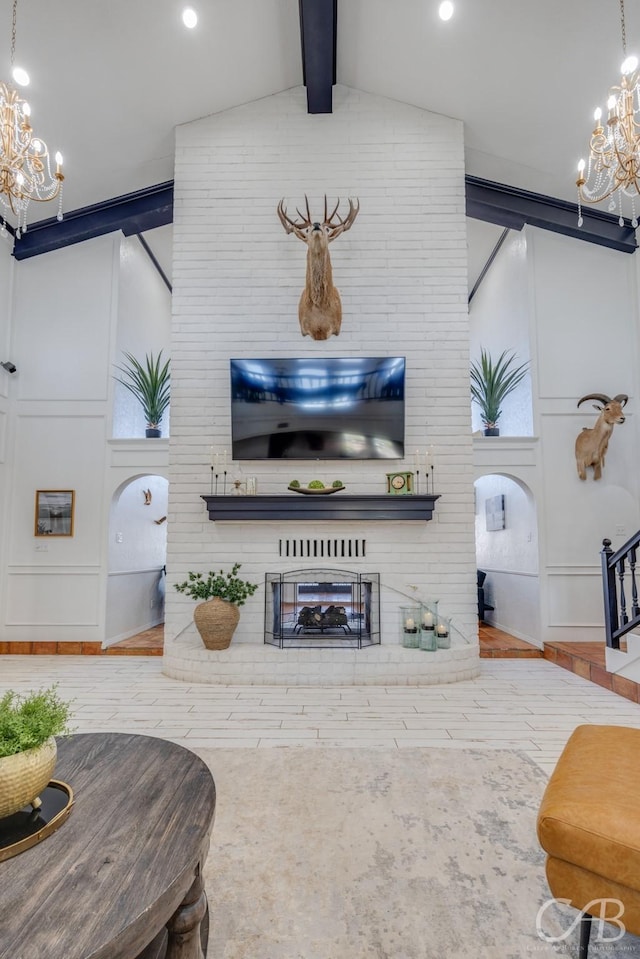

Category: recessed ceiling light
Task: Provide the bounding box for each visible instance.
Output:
[439,1,454,21]
[182,7,198,28]
[12,66,29,86]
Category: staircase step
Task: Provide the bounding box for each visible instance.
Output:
[544,641,640,703]
[479,624,542,658]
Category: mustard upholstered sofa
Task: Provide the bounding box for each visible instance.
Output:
[537,724,640,958]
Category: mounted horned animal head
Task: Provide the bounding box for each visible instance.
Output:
[277,195,359,340]
[575,392,628,480]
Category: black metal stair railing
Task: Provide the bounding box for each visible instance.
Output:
[601,533,640,649]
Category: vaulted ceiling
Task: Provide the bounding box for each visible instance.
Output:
[4,0,638,286]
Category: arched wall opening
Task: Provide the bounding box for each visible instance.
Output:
[474,472,540,646]
[105,473,168,646]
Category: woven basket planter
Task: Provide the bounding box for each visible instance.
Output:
[0,736,57,819]
[193,598,241,650]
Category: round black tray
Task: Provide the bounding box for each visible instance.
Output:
[288,484,345,495]
[0,780,73,862]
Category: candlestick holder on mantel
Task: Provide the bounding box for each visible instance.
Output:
[414,470,436,495]
[413,448,436,495]
[209,468,228,496]
[209,448,230,495]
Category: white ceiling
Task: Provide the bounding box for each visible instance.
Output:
[6,0,635,288]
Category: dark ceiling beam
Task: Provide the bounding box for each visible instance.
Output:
[466,176,637,254]
[298,0,337,114]
[10,175,637,262]
[12,182,173,261]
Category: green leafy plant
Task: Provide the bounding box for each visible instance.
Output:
[174,563,258,606]
[113,350,170,430]
[332,480,343,488]
[470,347,529,431]
[0,686,73,758]
[308,480,325,489]
[289,479,301,488]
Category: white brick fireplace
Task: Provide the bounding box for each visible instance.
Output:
[163,85,479,685]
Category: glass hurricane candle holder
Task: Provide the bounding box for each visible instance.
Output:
[419,602,439,651]
[419,624,437,651]
[436,617,451,649]
[400,606,421,648]
[419,602,438,630]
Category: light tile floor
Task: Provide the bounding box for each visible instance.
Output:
[3,654,640,775]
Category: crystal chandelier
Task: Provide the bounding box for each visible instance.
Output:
[0,0,64,238]
[576,0,640,228]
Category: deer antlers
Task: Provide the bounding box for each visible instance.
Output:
[277,195,360,340]
[277,195,359,242]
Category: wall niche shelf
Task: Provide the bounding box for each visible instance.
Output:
[202,494,440,522]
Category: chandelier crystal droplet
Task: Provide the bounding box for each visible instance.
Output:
[0,0,64,238]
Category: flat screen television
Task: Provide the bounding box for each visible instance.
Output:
[230,356,405,460]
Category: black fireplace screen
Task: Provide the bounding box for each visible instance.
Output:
[264,569,381,649]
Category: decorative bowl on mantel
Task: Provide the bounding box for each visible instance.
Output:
[288,484,346,495]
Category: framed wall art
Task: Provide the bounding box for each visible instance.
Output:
[485,494,505,532]
[35,490,75,537]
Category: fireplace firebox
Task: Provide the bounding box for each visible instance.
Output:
[265,569,381,649]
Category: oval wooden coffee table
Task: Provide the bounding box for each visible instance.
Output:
[0,733,216,959]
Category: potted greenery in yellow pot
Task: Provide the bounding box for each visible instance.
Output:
[114,350,170,438]
[470,347,529,436]
[175,563,259,649]
[0,686,72,819]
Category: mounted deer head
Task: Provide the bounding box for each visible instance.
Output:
[575,392,628,480]
[277,195,359,340]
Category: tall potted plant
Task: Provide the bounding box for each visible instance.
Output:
[174,563,259,650]
[470,347,529,436]
[114,351,170,438]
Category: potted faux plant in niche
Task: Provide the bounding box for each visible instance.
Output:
[0,686,72,819]
[470,347,529,436]
[113,350,170,438]
[174,563,259,650]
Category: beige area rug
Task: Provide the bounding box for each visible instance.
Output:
[193,748,640,959]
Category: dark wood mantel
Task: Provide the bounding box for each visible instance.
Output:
[202,493,440,522]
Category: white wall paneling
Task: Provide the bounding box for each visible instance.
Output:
[104,568,165,646]
[476,569,541,646]
[12,235,118,402]
[471,225,640,645]
[0,227,172,643]
[546,569,606,640]
[6,569,100,627]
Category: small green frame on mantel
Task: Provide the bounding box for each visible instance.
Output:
[35,490,75,537]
